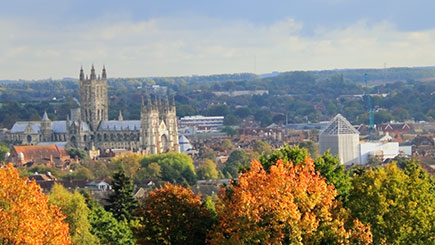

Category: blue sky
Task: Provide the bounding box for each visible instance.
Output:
[1,0,435,79]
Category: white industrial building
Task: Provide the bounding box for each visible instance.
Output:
[178,115,224,132]
[319,114,360,165]
[319,114,406,165]
[359,142,399,164]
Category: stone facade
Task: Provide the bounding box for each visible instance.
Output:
[7,66,180,154]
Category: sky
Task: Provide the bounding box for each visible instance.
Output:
[2,0,435,79]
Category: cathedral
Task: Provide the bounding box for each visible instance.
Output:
[7,66,180,154]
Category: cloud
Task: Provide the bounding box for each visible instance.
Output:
[1,16,435,79]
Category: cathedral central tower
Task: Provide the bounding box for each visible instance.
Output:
[79,65,108,131]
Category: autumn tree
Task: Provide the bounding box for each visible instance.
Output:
[0,164,71,244]
[261,145,351,202]
[135,183,215,244]
[348,162,434,244]
[49,184,99,244]
[107,169,138,221]
[210,159,372,244]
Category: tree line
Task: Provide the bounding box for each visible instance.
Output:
[1,145,433,244]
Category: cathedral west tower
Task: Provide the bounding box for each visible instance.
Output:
[79,65,108,131]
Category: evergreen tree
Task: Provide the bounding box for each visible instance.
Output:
[107,169,138,221]
[89,201,135,245]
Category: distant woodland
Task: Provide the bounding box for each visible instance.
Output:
[0,67,434,128]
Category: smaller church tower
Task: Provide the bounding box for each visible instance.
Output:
[40,111,51,141]
[140,94,160,154]
[163,96,180,152]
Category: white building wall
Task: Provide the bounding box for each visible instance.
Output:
[338,134,360,165]
[359,142,399,164]
[320,134,360,165]
[399,145,412,156]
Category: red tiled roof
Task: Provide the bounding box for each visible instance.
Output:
[12,144,70,163]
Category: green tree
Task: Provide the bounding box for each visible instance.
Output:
[88,201,135,245]
[110,155,141,178]
[0,144,9,163]
[221,150,248,178]
[314,150,351,202]
[140,152,197,185]
[135,183,215,244]
[221,126,237,137]
[221,139,235,151]
[298,140,320,159]
[49,184,99,244]
[259,145,309,171]
[234,107,251,119]
[65,167,94,180]
[252,140,272,155]
[348,162,435,244]
[196,159,219,180]
[223,114,239,125]
[107,169,138,222]
[254,109,273,126]
[67,148,89,160]
[207,104,229,116]
[199,147,217,162]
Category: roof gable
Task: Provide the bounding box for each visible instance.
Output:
[320,114,359,136]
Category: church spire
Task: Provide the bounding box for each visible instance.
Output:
[42,111,49,121]
[165,96,170,111]
[102,65,107,80]
[118,110,123,121]
[79,66,84,81]
[147,93,153,111]
[90,64,96,80]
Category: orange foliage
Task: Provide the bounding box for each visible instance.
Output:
[0,164,71,244]
[210,158,372,244]
[136,183,214,244]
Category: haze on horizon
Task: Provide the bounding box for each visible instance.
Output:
[2,0,435,80]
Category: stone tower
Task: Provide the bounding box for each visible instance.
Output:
[79,65,108,131]
[40,111,51,141]
[140,95,180,154]
[141,94,160,154]
[162,96,180,152]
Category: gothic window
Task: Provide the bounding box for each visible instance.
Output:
[84,135,87,142]
[111,134,115,141]
[124,133,128,141]
[117,133,122,141]
[97,134,102,141]
[161,134,168,152]
[104,133,108,141]
[27,135,32,143]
